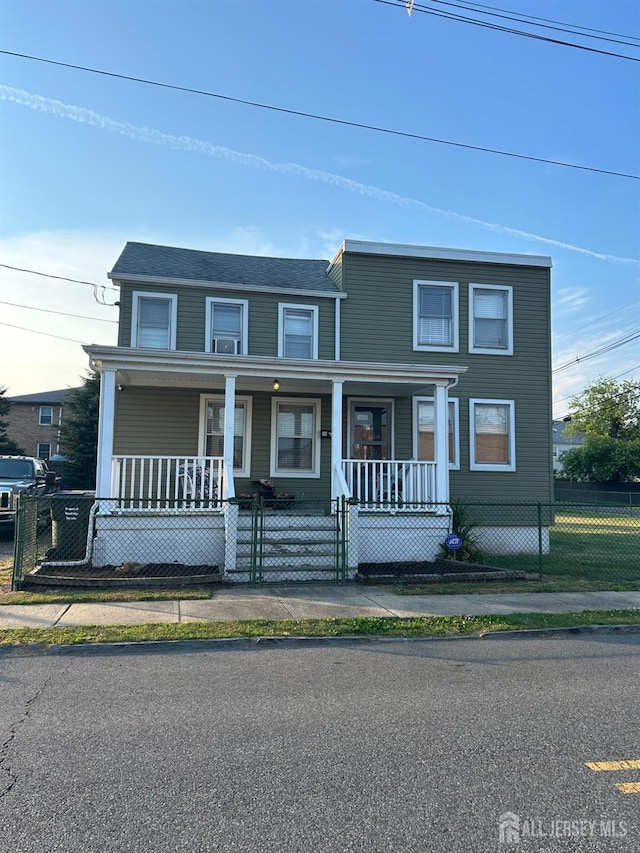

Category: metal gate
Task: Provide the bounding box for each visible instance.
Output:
[249,497,349,584]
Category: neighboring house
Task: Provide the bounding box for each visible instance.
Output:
[85,239,553,580]
[5,389,75,461]
[552,419,584,472]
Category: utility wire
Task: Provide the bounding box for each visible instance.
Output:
[436,0,640,42]
[428,0,640,47]
[554,364,640,410]
[1,49,637,180]
[0,299,118,323]
[553,330,640,374]
[0,262,117,291]
[376,0,640,62]
[0,320,88,345]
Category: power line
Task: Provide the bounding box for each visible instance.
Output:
[438,0,640,42]
[0,262,117,291]
[554,364,640,411]
[376,0,640,62]
[553,330,640,374]
[1,49,638,180]
[428,0,640,47]
[0,299,117,323]
[0,320,88,345]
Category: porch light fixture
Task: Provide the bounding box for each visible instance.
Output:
[272,379,281,392]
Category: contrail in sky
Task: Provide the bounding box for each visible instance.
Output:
[2,85,638,266]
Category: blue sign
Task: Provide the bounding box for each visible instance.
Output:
[445,533,462,551]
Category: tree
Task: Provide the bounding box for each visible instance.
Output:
[559,436,640,483]
[564,377,640,441]
[0,387,26,455]
[59,370,100,490]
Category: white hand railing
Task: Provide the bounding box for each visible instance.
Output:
[342,460,436,511]
[110,455,224,510]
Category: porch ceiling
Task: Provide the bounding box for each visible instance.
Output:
[85,345,468,395]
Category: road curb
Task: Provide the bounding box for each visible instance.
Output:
[1,623,640,656]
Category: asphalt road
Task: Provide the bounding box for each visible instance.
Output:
[1,635,638,853]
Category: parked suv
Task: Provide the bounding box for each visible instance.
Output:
[0,456,61,527]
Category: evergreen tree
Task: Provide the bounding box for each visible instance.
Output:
[0,387,26,455]
[59,371,100,489]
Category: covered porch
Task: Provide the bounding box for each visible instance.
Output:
[86,346,467,513]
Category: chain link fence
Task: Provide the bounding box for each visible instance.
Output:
[11,494,640,589]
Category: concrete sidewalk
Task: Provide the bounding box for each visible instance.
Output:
[1,586,639,629]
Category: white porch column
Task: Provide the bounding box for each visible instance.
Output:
[434,382,450,506]
[223,374,237,495]
[331,380,343,498]
[95,368,116,497]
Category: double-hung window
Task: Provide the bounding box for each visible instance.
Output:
[206,298,248,355]
[132,292,177,349]
[199,395,252,477]
[413,398,459,468]
[470,399,516,471]
[39,406,53,426]
[413,281,458,352]
[271,399,320,477]
[469,284,513,355]
[278,304,318,359]
[36,443,51,461]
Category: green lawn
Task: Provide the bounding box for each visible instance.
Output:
[1,610,640,646]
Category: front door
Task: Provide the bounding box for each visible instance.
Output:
[349,401,392,460]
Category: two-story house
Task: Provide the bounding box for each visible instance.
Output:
[84,239,552,581]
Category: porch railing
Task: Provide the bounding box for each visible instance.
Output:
[110,455,224,511]
[342,459,436,511]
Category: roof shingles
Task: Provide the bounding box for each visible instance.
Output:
[110,242,337,294]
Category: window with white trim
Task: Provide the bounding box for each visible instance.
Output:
[413,397,459,469]
[413,281,458,351]
[37,443,51,461]
[470,400,516,471]
[278,304,318,359]
[205,297,248,355]
[131,292,177,349]
[199,396,252,478]
[271,398,320,477]
[469,284,513,355]
[39,406,53,426]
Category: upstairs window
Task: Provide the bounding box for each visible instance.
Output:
[131,292,177,349]
[279,304,318,359]
[39,406,53,426]
[413,281,458,352]
[469,284,513,355]
[470,399,516,471]
[413,398,459,468]
[206,298,248,355]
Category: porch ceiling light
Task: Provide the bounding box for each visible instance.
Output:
[272,379,281,392]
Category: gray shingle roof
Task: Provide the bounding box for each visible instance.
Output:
[8,388,78,404]
[110,242,338,294]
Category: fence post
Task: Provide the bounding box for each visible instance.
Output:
[537,502,544,580]
[12,495,24,590]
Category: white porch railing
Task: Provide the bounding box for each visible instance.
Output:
[110,455,224,511]
[342,459,437,511]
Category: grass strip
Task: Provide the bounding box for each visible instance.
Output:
[1,610,639,647]
[0,587,213,606]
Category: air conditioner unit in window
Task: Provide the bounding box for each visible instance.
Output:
[213,338,239,354]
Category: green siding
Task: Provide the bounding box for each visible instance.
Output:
[339,251,553,503]
[117,281,336,358]
[114,388,333,501]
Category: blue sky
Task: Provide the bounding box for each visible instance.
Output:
[0,0,638,416]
